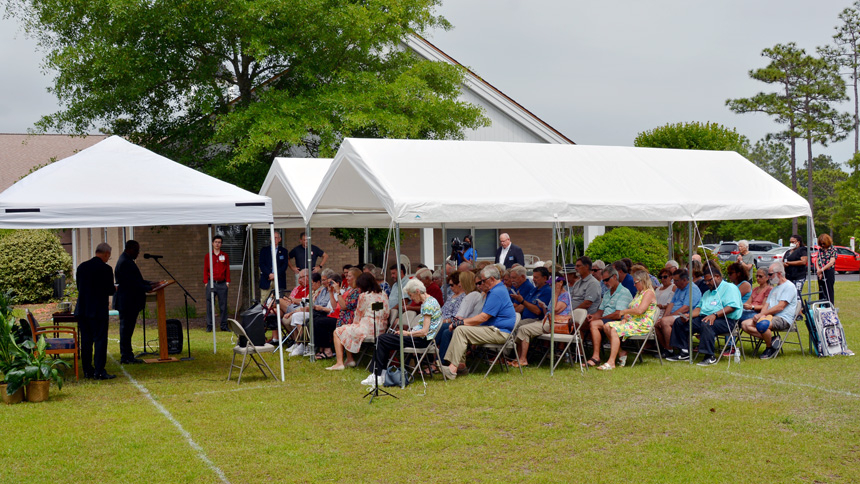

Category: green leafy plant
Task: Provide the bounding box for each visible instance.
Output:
[584,227,667,274]
[4,336,69,395]
[0,230,73,303]
[0,291,28,383]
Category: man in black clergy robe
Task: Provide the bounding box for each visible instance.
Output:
[75,243,116,379]
[114,240,155,364]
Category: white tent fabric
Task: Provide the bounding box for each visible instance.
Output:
[0,135,272,228]
[307,138,811,227]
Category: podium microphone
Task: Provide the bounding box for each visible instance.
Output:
[143,253,164,260]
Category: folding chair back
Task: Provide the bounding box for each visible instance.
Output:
[26,310,79,381]
[227,319,277,384]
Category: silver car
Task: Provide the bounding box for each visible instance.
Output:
[755,246,791,270]
[717,240,780,262]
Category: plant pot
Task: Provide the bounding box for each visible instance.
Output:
[1,383,24,405]
[26,380,50,403]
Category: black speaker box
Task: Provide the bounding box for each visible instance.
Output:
[239,307,267,347]
[165,319,183,354]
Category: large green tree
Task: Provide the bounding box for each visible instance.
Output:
[7,0,489,190]
[820,1,860,154]
[727,43,850,233]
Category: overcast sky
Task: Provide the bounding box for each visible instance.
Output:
[2,0,859,166]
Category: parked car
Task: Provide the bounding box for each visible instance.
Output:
[699,244,718,253]
[716,240,780,262]
[755,246,791,270]
[810,245,860,273]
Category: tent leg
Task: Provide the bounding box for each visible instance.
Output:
[550,221,557,376]
[249,226,255,305]
[208,226,217,353]
[363,228,369,265]
[307,223,315,363]
[395,223,406,389]
[270,224,284,381]
[688,221,694,365]
[668,221,673,261]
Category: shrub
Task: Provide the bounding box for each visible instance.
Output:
[584,227,667,274]
[0,230,73,303]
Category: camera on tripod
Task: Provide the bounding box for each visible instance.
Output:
[450,237,463,252]
[371,301,384,311]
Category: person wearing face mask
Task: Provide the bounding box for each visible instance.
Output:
[782,234,809,293]
[740,261,798,359]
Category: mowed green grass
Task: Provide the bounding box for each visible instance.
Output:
[2,283,859,483]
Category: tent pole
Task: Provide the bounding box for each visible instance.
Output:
[441,223,447,276]
[668,221,673,261]
[71,229,78,272]
[249,226,255,305]
[270,223,285,381]
[395,223,406,389]
[688,221,694,365]
[364,228,369,264]
[208,225,217,353]
[307,223,315,362]
[550,221,557,376]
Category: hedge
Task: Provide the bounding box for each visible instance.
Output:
[584,227,667,274]
[0,230,73,303]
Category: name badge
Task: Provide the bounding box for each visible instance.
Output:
[710,300,718,306]
[508,256,514,261]
[279,255,284,259]
[219,255,225,262]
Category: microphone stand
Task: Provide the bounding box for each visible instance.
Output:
[363,301,395,403]
[150,257,198,361]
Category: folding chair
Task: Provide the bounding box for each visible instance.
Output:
[470,314,522,378]
[627,324,663,368]
[536,332,585,371]
[772,301,805,358]
[226,319,277,384]
[387,338,447,382]
[715,318,744,364]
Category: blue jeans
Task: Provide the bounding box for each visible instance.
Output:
[435,325,454,364]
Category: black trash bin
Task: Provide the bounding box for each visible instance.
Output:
[52,271,66,299]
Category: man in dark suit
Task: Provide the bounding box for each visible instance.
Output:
[494,233,525,269]
[75,243,116,379]
[114,240,155,364]
[259,230,289,301]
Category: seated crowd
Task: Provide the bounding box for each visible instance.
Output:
[265,250,800,382]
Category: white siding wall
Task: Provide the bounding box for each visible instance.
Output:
[457,87,548,144]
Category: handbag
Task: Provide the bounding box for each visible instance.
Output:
[541,314,573,334]
[383,365,413,387]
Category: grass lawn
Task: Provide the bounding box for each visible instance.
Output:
[2,282,859,483]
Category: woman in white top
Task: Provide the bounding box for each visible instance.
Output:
[654,268,675,322]
[434,270,484,371]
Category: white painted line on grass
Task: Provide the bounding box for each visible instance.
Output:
[114,359,231,483]
[727,370,860,398]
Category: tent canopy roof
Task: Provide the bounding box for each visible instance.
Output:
[305,138,811,228]
[0,136,272,228]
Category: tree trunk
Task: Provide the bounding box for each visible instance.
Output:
[807,133,814,223]
[790,128,798,235]
[854,63,859,154]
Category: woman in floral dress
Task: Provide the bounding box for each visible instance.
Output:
[816,234,837,304]
[327,272,389,370]
[598,270,657,370]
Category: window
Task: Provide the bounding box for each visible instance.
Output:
[444,229,496,260]
[215,225,247,270]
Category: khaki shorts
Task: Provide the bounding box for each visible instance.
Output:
[770,316,791,332]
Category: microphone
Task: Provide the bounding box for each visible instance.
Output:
[143,254,163,260]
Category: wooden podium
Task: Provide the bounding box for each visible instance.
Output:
[144,280,180,363]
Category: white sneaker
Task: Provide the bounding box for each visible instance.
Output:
[289,344,305,357]
[286,343,297,352]
[303,346,314,357]
[360,374,376,385]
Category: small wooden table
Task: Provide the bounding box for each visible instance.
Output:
[143,280,180,364]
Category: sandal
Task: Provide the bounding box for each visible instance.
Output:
[584,357,600,368]
[596,363,614,371]
[508,360,529,368]
[617,353,628,367]
[315,352,332,359]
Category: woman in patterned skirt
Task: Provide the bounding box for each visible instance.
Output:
[597,270,657,370]
[327,272,389,370]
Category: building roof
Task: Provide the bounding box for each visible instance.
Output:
[405,35,574,145]
[0,134,108,191]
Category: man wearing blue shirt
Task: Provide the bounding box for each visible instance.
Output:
[740,261,798,360]
[613,260,637,298]
[656,269,702,359]
[511,266,552,322]
[509,266,535,307]
[668,262,742,366]
[442,266,516,380]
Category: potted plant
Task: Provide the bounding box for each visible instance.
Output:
[0,291,26,404]
[5,335,69,403]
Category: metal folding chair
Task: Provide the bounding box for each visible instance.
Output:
[226,319,277,384]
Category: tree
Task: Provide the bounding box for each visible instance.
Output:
[634,121,751,259]
[747,138,790,185]
[633,121,750,154]
[831,153,860,240]
[820,1,860,154]
[8,0,489,191]
[727,43,851,233]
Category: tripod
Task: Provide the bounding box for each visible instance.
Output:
[149,257,197,361]
[363,301,396,403]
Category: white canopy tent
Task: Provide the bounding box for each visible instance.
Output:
[0,136,288,380]
[299,138,812,378]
